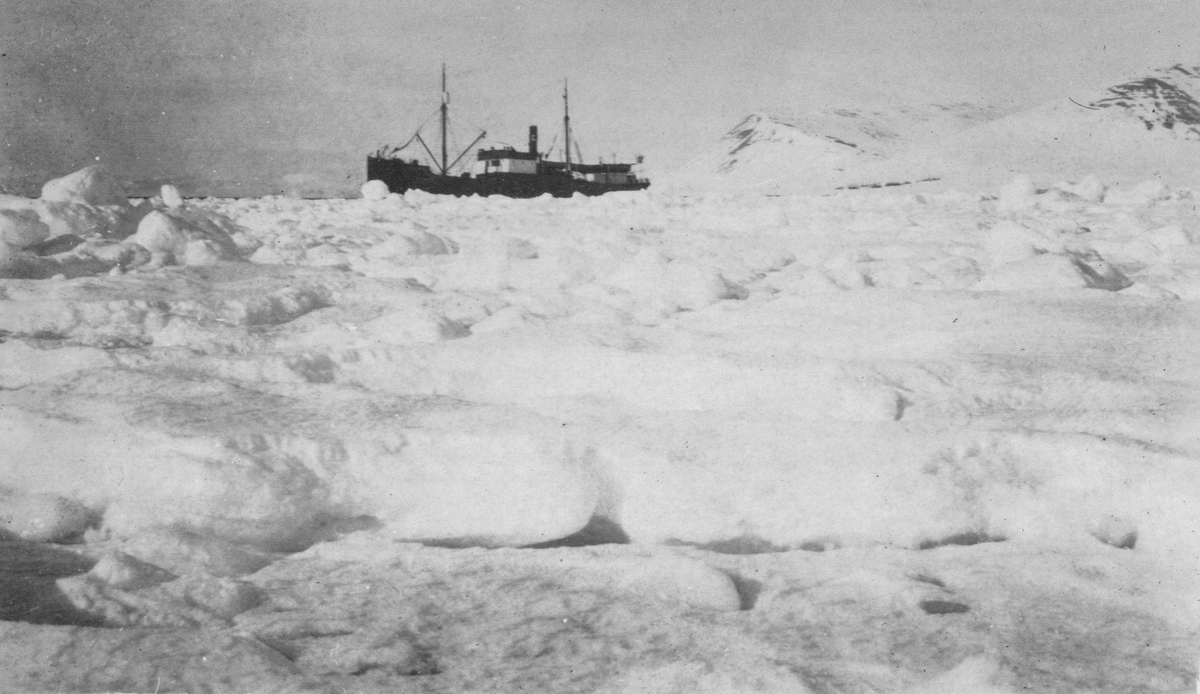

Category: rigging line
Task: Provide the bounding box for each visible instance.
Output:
[411,107,440,134]
[447,131,489,172]
[391,108,440,153]
[468,118,487,134]
[393,133,421,154]
[453,110,488,137]
[441,113,483,174]
[414,134,441,173]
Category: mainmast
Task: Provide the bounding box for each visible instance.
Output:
[563,79,571,171]
[440,64,449,175]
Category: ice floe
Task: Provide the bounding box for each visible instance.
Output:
[0,166,1197,692]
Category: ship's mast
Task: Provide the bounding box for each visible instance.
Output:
[563,79,571,172]
[440,63,449,175]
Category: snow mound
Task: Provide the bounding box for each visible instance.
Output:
[57,568,263,628]
[1055,174,1106,202]
[0,370,601,552]
[976,251,1131,291]
[360,179,390,200]
[0,492,94,542]
[160,184,184,209]
[130,210,239,266]
[86,551,178,591]
[362,306,469,343]
[899,657,1014,694]
[601,249,746,313]
[0,168,248,277]
[364,227,458,258]
[40,165,128,207]
[0,209,50,249]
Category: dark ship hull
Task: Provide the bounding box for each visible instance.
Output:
[366,157,649,198]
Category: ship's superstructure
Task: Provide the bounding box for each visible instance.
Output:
[367,67,649,198]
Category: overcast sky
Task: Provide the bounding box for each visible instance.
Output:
[2,0,1197,196]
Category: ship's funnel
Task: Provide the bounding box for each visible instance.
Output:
[529,126,538,156]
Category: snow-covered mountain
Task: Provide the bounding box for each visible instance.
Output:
[677,63,1200,193]
[666,114,878,192]
[874,62,1200,189]
[776,102,1003,155]
[718,114,877,170]
[1088,64,1200,140]
[667,102,1001,192]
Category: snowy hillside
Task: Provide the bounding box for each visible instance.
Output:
[849,62,1200,190]
[678,63,1200,194]
[0,165,1199,692]
[667,113,879,193]
[781,101,1002,155]
[668,102,1000,193]
[1090,64,1200,138]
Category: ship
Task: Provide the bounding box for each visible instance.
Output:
[367,66,650,198]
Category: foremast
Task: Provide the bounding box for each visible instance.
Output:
[388,64,484,175]
[440,64,449,175]
[563,79,571,172]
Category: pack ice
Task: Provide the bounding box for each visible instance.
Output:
[0,166,1198,693]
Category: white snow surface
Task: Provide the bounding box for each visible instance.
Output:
[672,63,1200,196]
[1,167,1199,692]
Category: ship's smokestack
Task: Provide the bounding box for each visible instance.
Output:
[528,126,538,156]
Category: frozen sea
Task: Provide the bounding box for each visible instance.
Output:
[0,167,1197,692]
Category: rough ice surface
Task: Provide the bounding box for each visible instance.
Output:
[0,166,1198,692]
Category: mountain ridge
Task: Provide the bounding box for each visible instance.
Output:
[1088,64,1200,137]
[674,62,1200,192]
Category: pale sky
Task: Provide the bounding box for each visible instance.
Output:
[2,0,1197,196]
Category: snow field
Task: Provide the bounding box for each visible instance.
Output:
[3,171,1199,556]
[1,167,1199,691]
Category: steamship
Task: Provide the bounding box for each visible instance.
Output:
[367,67,649,198]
